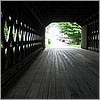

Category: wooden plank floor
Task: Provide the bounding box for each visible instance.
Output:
[3,48,99,99]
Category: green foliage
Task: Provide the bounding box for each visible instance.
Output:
[58,22,81,35]
[4,21,8,40]
[58,22,82,44]
[48,38,51,44]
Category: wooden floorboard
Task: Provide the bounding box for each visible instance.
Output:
[2,48,99,99]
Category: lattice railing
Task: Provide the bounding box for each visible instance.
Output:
[87,19,99,51]
[1,1,44,87]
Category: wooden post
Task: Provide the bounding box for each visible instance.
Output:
[81,25,87,49]
[42,26,45,49]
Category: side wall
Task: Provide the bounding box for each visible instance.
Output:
[1,2,45,96]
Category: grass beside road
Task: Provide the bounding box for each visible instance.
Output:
[45,44,52,48]
[67,44,81,48]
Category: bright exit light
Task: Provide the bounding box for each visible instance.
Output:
[45,23,69,48]
[48,27,60,37]
[45,22,82,48]
[45,23,61,48]
[45,23,60,39]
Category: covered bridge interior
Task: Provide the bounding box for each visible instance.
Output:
[1,1,99,99]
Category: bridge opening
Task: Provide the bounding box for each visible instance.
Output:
[45,22,82,48]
